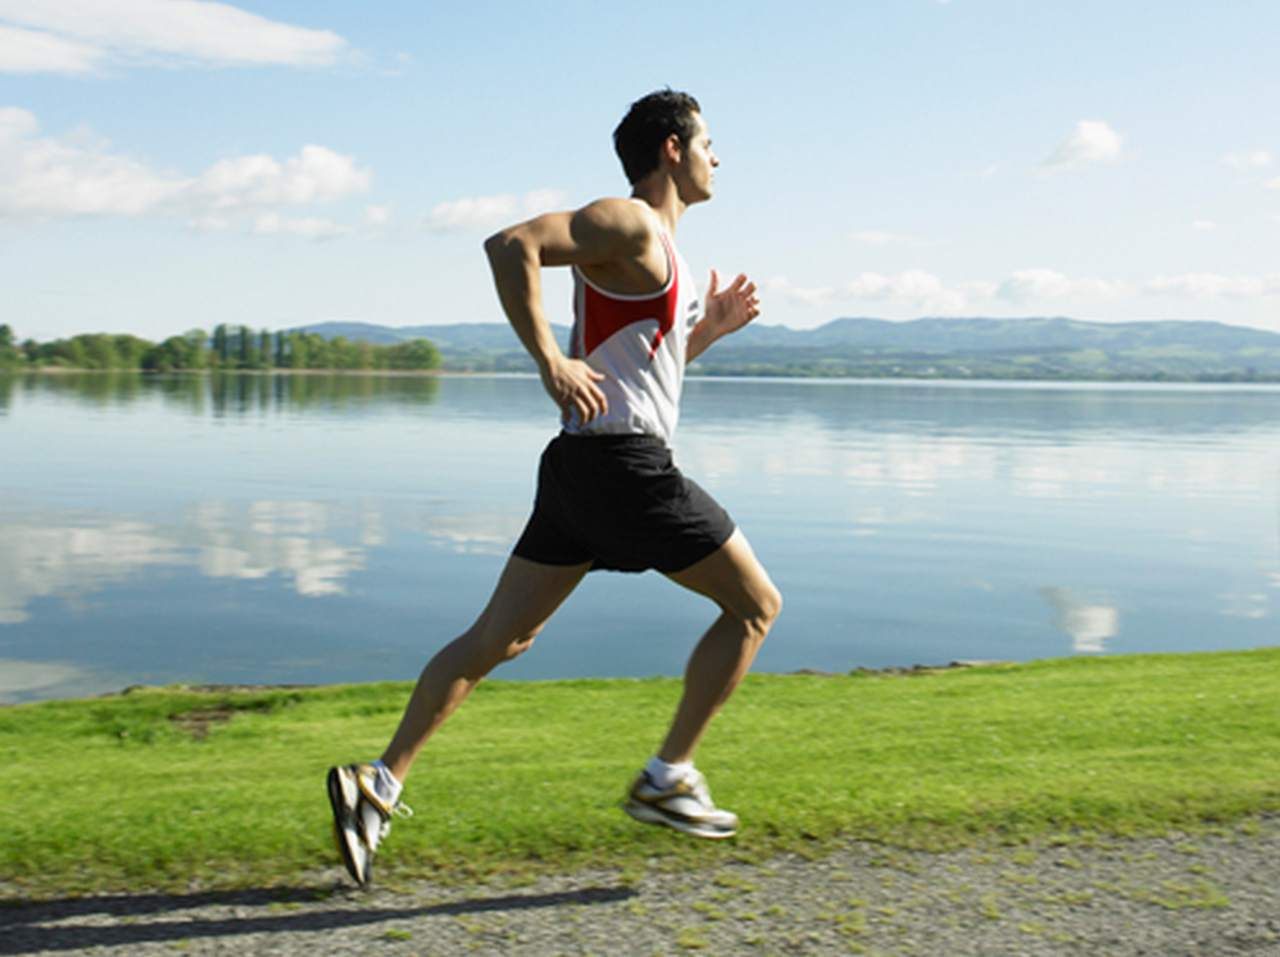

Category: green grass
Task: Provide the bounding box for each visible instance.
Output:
[3,649,1279,896]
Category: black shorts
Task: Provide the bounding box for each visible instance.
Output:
[512,433,736,574]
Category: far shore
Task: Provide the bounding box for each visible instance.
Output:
[7,366,1280,384]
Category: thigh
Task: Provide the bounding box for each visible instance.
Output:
[472,554,593,643]
[663,529,780,621]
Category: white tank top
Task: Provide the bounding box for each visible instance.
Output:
[563,227,700,443]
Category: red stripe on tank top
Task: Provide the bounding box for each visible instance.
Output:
[576,234,679,360]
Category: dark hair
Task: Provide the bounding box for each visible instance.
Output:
[613,89,702,185]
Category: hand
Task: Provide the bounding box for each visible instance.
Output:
[542,355,608,425]
[703,269,760,339]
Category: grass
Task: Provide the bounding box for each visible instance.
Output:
[2,648,1279,897]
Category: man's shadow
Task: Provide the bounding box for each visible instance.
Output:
[0,883,638,954]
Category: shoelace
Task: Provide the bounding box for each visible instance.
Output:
[683,769,713,806]
[360,797,413,849]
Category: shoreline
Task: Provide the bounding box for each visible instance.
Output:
[7,366,1280,384]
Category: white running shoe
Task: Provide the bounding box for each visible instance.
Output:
[622,767,739,839]
[327,763,412,886]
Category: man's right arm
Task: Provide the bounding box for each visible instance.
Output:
[483,200,650,424]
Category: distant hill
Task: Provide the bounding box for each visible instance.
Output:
[291,318,1280,380]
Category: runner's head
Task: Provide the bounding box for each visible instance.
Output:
[614,89,703,185]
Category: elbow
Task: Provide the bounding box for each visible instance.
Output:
[483,229,510,263]
[484,227,529,267]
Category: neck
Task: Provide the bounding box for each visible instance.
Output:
[630,176,687,235]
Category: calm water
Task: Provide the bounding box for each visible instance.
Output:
[1,372,1277,704]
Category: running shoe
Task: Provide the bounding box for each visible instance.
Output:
[327,763,412,886]
[622,767,739,839]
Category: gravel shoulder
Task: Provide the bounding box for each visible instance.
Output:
[6,817,1280,956]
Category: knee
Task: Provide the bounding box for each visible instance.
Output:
[500,635,536,662]
[457,621,538,672]
[743,582,782,641]
[763,583,783,625]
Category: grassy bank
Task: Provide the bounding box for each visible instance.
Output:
[2,649,1278,897]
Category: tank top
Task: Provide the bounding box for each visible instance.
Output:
[563,226,700,443]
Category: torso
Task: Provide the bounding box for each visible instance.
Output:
[563,225,699,443]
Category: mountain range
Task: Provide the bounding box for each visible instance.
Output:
[290,317,1280,381]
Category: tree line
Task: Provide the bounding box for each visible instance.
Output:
[0,324,441,373]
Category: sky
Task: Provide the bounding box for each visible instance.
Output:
[2,0,1279,342]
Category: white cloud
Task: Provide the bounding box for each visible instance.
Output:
[1191,220,1219,230]
[419,188,566,232]
[0,108,370,236]
[770,268,1132,314]
[365,204,393,226]
[197,145,371,209]
[997,269,1130,302]
[1266,175,1280,191]
[1223,150,1272,169]
[0,0,348,74]
[1146,273,1280,299]
[771,266,1280,314]
[1039,120,1124,175]
[769,271,981,314]
[252,213,352,239]
[0,107,188,217]
[0,23,99,73]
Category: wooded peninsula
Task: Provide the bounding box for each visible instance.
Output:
[0,323,441,373]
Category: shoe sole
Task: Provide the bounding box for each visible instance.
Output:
[622,800,737,839]
[327,767,369,885]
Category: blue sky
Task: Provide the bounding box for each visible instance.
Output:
[3,0,1279,342]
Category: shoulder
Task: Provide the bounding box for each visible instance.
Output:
[570,198,659,255]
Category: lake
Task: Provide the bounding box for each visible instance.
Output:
[1,372,1277,704]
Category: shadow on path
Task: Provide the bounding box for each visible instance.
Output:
[0,884,637,954]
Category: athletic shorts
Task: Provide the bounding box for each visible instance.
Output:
[512,432,736,574]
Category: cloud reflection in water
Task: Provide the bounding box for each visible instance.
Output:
[0,498,526,630]
[1040,586,1119,654]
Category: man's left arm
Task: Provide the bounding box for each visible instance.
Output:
[687,269,761,363]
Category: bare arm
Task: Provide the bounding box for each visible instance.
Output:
[484,199,653,423]
[687,269,761,363]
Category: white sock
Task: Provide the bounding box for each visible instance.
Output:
[646,756,693,790]
[371,759,403,804]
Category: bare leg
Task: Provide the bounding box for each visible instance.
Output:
[380,555,591,782]
[657,529,782,764]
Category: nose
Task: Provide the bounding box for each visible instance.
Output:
[710,151,720,167]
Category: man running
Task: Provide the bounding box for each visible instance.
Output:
[328,89,782,886]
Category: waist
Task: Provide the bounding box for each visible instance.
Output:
[555,430,667,450]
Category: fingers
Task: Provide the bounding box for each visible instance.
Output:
[545,358,608,425]
[724,273,760,321]
[567,380,608,425]
[711,271,757,301]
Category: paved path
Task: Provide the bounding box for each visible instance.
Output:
[6,819,1280,956]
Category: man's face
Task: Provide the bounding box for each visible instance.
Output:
[675,112,719,204]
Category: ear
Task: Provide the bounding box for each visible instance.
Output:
[660,133,683,166]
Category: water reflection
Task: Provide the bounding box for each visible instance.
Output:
[0,497,533,630]
[682,378,1280,438]
[2,374,1277,700]
[0,501,370,625]
[7,371,1280,433]
[0,657,116,705]
[0,371,442,416]
[1040,587,1120,653]
[683,429,1276,503]
[399,512,528,556]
